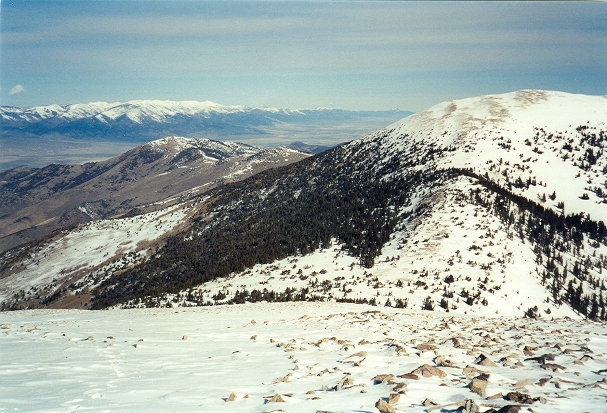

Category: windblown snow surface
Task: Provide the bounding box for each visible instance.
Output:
[1,303,606,412]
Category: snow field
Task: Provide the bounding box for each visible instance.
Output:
[1,302,606,412]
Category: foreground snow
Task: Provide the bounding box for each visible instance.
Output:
[2,302,606,412]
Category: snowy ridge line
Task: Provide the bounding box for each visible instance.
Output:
[90,89,607,316]
[0,99,304,125]
[123,163,606,320]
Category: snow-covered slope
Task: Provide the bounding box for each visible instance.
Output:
[371,90,607,221]
[0,201,193,308]
[2,302,607,412]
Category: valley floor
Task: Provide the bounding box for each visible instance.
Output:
[1,302,606,412]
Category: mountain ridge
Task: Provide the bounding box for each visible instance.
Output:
[0,99,412,140]
[2,90,606,321]
[0,136,309,254]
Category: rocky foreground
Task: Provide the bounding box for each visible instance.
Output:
[1,302,606,412]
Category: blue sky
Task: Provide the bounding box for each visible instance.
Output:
[1,1,606,111]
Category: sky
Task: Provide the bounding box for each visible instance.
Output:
[1,0,606,111]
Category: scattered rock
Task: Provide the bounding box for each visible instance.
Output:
[226,392,237,402]
[346,351,367,358]
[267,394,285,403]
[462,365,485,379]
[541,363,566,372]
[182,335,188,340]
[504,391,537,404]
[375,398,396,413]
[513,379,534,388]
[372,374,395,384]
[458,399,480,413]
[251,335,257,340]
[436,355,457,367]
[388,393,400,404]
[392,382,406,392]
[422,398,437,407]
[469,377,488,397]
[536,377,551,386]
[273,375,290,384]
[485,406,520,413]
[487,392,503,400]
[417,342,437,351]
[397,373,418,380]
[476,354,499,368]
[451,337,462,348]
[525,354,556,364]
[411,364,447,379]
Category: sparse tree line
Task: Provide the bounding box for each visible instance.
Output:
[460,168,607,320]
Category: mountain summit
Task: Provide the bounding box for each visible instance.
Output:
[2,90,606,320]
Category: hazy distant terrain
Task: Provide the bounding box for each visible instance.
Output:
[0,101,410,171]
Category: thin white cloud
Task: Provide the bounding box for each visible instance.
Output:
[8,84,25,95]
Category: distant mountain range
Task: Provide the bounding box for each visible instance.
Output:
[0,100,411,171]
[2,90,607,324]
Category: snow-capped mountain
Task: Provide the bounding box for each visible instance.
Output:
[0,99,410,172]
[0,137,309,254]
[2,91,606,323]
[0,99,411,142]
[372,89,607,221]
[0,100,283,127]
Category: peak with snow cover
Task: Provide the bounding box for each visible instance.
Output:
[364,89,607,221]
